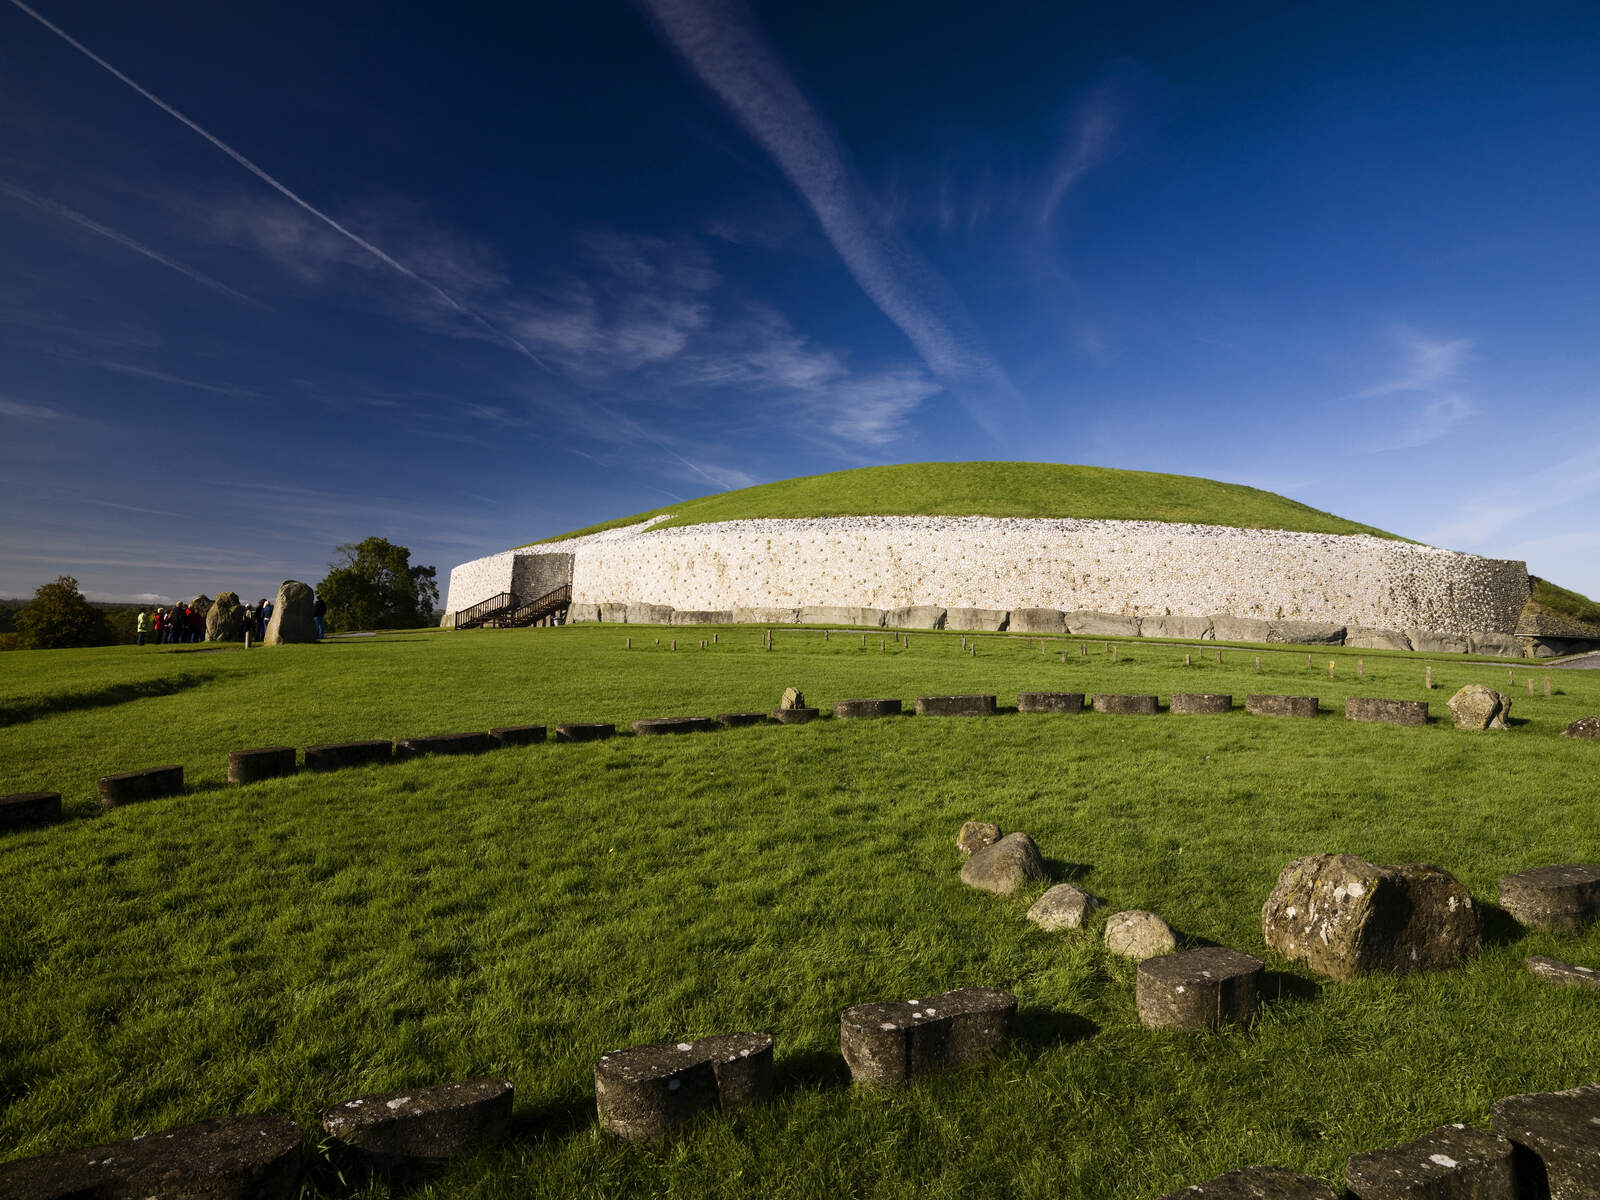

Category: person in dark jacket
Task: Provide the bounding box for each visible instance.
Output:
[312,594,326,639]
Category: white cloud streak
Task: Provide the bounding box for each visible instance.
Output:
[0,177,256,304]
[638,0,1015,437]
[8,0,550,369]
[1354,328,1476,451]
[0,396,72,421]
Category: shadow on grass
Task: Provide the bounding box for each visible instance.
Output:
[1015,1006,1099,1050]
[1041,858,1093,882]
[1479,902,1526,949]
[0,672,209,728]
[775,1047,852,1095]
[1261,969,1322,1007]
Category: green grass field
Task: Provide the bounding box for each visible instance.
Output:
[2,627,1597,1198]
[530,462,1402,543]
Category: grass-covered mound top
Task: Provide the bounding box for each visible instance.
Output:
[1521,576,1600,638]
[533,462,1401,545]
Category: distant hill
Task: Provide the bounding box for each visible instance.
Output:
[532,462,1401,544]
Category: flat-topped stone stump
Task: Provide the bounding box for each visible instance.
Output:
[0,1113,301,1199]
[840,986,1015,1086]
[595,1032,774,1140]
[304,740,392,771]
[554,723,615,742]
[1246,694,1319,718]
[960,832,1048,894]
[1170,692,1232,715]
[632,716,715,735]
[915,694,998,716]
[1492,1083,1600,1199]
[770,707,819,724]
[227,747,296,785]
[1346,1123,1516,1199]
[1092,693,1159,715]
[1499,865,1600,933]
[97,764,183,808]
[1,792,62,832]
[715,712,767,727]
[323,1078,512,1166]
[1017,692,1085,713]
[1345,697,1429,726]
[1137,947,1263,1030]
[1527,955,1600,992]
[489,724,547,746]
[833,698,902,719]
[394,732,494,758]
[1157,1166,1338,1199]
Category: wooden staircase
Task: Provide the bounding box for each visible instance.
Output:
[453,584,571,630]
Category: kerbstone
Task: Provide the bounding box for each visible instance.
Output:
[0,792,62,832]
[595,1032,774,1140]
[840,987,1015,1086]
[714,712,767,727]
[1105,910,1179,959]
[1156,1165,1338,1199]
[0,1113,301,1200]
[1027,884,1101,931]
[1346,626,1413,651]
[915,694,997,717]
[1136,947,1263,1030]
[625,603,674,624]
[323,1078,513,1166]
[1211,615,1274,643]
[1470,632,1524,657]
[1344,697,1428,726]
[304,740,392,771]
[1261,854,1480,980]
[1408,628,1472,654]
[1066,610,1140,637]
[1141,614,1214,641]
[554,723,615,742]
[1345,1123,1516,1199]
[1270,620,1346,645]
[670,609,733,625]
[798,605,885,627]
[732,606,798,624]
[1092,693,1159,715]
[1171,692,1232,715]
[1499,865,1600,933]
[97,764,183,808]
[489,724,547,745]
[960,832,1048,894]
[227,747,296,784]
[1009,608,1066,634]
[883,605,945,629]
[956,820,1001,857]
[1526,955,1600,993]
[1017,692,1085,713]
[1492,1083,1600,1199]
[1246,694,1318,718]
[631,716,715,735]
[833,698,902,719]
[394,732,494,758]
[945,607,1009,632]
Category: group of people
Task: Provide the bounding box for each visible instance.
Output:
[133,595,324,646]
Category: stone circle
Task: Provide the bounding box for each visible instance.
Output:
[959,832,1048,894]
[322,1078,513,1166]
[595,1032,774,1140]
[1245,694,1318,718]
[264,579,316,645]
[914,694,998,716]
[833,698,902,719]
[840,986,1015,1086]
[1136,947,1263,1030]
[1016,692,1085,713]
[97,765,184,808]
[1104,910,1179,960]
[1169,692,1232,715]
[1091,694,1159,715]
[1026,884,1102,931]
[1344,697,1428,726]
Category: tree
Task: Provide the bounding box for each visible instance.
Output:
[316,538,439,632]
[15,576,115,649]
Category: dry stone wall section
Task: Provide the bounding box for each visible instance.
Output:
[445,516,1529,639]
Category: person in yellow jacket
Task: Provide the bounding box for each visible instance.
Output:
[136,610,148,647]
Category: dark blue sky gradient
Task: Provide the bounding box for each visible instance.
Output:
[2,0,1597,603]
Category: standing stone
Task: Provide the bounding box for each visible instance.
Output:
[957,821,1001,857]
[264,580,316,644]
[322,1079,513,1167]
[779,687,805,711]
[1261,854,1481,980]
[1104,910,1179,959]
[1491,1084,1600,1200]
[1563,716,1600,739]
[1157,1166,1338,1199]
[1345,1124,1516,1199]
[1498,865,1600,933]
[1136,947,1263,1030]
[1446,685,1512,731]
[840,987,1015,1086]
[205,590,245,641]
[959,832,1048,894]
[1026,884,1102,931]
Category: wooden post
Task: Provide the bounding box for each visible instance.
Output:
[1507,668,1514,686]
[1306,654,1312,668]
[1328,660,1335,678]
[1527,677,1535,695]
[713,633,718,644]
[1103,641,1110,654]
[1254,656,1261,673]
[671,639,676,651]
[1111,646,1118,662]
[824,630,829,641]
[1060,651,1067,663]
[626,636,631,649]
[1357,659,1364,678]
[860,633,866,648]
[1185,653,1191,666]
[880,637,885,652]
[1080,642,1087,656]
[1425,665,1433,689]
[1544,676,1552,697]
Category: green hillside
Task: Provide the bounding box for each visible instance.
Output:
[532,462,1400,545]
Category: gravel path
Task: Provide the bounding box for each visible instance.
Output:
[1553,651,1600,670]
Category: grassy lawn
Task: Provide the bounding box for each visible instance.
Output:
[2,626,1597,1198]
[530,462,1402,543]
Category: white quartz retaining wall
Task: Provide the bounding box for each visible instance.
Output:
[446,516,1529,636]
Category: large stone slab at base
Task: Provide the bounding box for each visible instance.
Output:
[1346,626,1413,651]
[670,610,733,625]
[323,1078,513,1166]
[595,1032,774,1140]
[1246,694,1319,718]
[1066,610,1141,637]
[1211,615,1274,642]
[1470,632,1524,657]
[1156,1165,1338,1199]
[799,606,885,627]
[1017,692,1085,713]
[915,694,997,717]
[1171,693,1232,715]
[489,724,547,746]
[97,764,184,808]
[714,712,768,728]
[732,607,799,624]
[1492,1083,1600,1199]
[1092,694,1159,715]
[227,747,297,784]
[945,607,1009,632]
[883,605,946,629]
[1499,865,1600,933]
[625,603,674,625]
[1008,608,1066,634]
[840,986,1015,1086]
[1270,620,1346,645]
[1345,1123,1516,1199]
[833,698,903,719]
[770,707,819,724]
[0,1113,301,1199]
[304,741,393,771]
[394,732,494,758]
[960,832,1048,894]
[1527,955,1600,992]
[1344,697,1428,726]
[0,791,62,832]
[1141,614,1214,641]
[631,716,715,735]
[554,723,615,742]
[1408,628,1472,654]
[1261,854,1481,980]
[1136,947,1263,1030]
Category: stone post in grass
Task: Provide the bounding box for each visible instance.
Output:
[1426,666,1433,689]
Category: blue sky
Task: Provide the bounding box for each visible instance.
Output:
[2,0,1597,605]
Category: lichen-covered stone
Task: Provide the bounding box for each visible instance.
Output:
[1447,684,1512,731]
[1563,715,1600,739]
[915,694,997,716]
[945,607,1009,631]
[1246,694,1319,718]
[1261,854,1480,980]
[1137,947,1263,1030]
[1170,692,1231,714]
[1066,611,1141,636]
[595,1033,773,1140]
[1027,884,1101,931]
[779,687,805,710]
[956,820,1001,857]
[1491,1084,1600,1199]
[323,1078,512,1165]
[1009,608,1066,634]
[840,987,1015,1086]
[833,698,902,719]
[264,580,316,644]
[1104,909,1179,959]
[1344,697,1428,726]
[1091,693,1159,715]
[1142,614,1214,640]
[883,605,945,629]
[1017,692,1085,713]
[960,832,1048,894]
[206,591,245,642]
[1499,864,1600,933]
[1345,1123,1516,1199]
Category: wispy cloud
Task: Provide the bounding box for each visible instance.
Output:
[0,396,73,421]
[638,0,1016,438]
[1427,447,1600,550]
[0,177,256,303]
[1353,327,1475,451]
[1037,74,1130,232]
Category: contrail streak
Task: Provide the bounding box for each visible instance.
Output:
[0,178,257,304]
[8,0,548,368]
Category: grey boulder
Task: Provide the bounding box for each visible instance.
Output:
[264,580,317,644]
[1447,684,1512,731]
[959,832,1048,895]
[1026,884,1101,931]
